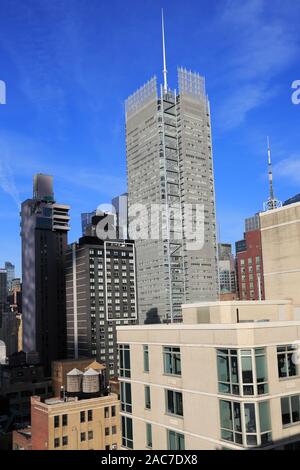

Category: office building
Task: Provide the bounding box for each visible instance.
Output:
[12,428,32,450]
[117,299,300,450]
[125,17,218,324]
[66,214,137,378]
[0,354,52,423]
[21,174,70,373]
[4,262,15,293]
[30,377,120,450]
[235,217,265,301]
[112,193,128,240]
[260,201,300,311]
[81,211,96,236]
[0,269,8,324]
[218,243,236,297]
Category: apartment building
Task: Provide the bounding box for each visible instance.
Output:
[117,300,300,450]
[30,393,120,450]
[66,215,137,378]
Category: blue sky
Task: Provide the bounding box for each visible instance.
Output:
[0,0,299,276]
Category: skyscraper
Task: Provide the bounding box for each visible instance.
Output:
[66,214,137,378]
[21,174,70,373]
[4,262,15,293]
[112,193,128,240]
[125,15,218,323]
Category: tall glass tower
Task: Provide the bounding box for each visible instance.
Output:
[125,18,218,324]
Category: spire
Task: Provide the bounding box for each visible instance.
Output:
[267,136,274,201]
[263,137,282,212]
[161,9,168,94]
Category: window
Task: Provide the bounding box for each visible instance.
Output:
[220,400,272,447]
[146,423,152,448]
[112,426,117,435]
[112,406,116,417]
[119,344,131,378]
[217,348,268,396]
[88,431,93,440]
[145,386,151,410]
[217,349,239,395]
[121,382,132,413]
[54,438,60,448]
[122,416,133,449]
[166,390,183,417]
[105,445,110,451]
[277,345,298,378]
[88,410,93,422]
[62,436,68,446]
[167,430,185,450]
[143,345,149,372]
[104,407,109,418]
[80,411,85,423]
[62,414,68,426]
[281,395,300,426]
[163,346,181,376]
[80,432,86,442]
[105,427,110,436]
[54,415,60,428]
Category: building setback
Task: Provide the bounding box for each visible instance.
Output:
[21,174,70,373]
[65,221,137,378]
[117,300,300,450]
[126,69,218,324]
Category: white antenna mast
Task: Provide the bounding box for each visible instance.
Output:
[161,9,168,94]
[263,136,282,211]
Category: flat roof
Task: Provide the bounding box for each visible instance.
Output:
[260,200,300,217]
[182,300,292,308]
[117,320,300,332]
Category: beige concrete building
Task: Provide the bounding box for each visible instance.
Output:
[260,202,300,311]
[117,300,300,450]
[31,393,121,450]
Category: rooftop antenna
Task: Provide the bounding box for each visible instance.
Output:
[263,137,282,211]
[161,9,168,94]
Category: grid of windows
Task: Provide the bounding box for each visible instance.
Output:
[163,346,181,376]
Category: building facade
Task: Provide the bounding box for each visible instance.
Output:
[218,243,236,297]
[30,393,120,450]
[260,202,300,312]
[21,174,70,374]
[66,226,137,378]
[236,229,265,301]
[117,300,300,450]
[4,262,15,293]
[112,193,128,240]
[126,69,218,324]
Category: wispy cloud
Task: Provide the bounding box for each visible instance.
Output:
[215,0,298,131]
[0,155,20,209]
[273,155,300,185]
